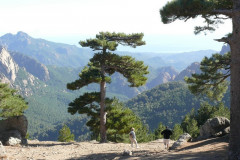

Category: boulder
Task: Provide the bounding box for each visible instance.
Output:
[0,130,22,146]
[171,133,192,150]
[6,137,21,146]
[0,115,28,138]
[199,117,230,140]
[0,115,28,146]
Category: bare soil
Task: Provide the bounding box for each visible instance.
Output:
[4,136,228,160]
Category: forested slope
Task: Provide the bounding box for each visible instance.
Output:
[126,81,203,130]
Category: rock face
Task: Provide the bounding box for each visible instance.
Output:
[0,47,19,83]
[147,66,179,89]
[220,44,230,55]
[10,51,49,81]
[0,115,28,145]
[174,62,201,81]
[198,117,230,140]
[171,133,192,150]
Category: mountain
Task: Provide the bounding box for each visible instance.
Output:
[0,32,217,71]
[220,44,230,55]
[146,66,178,89]
[0,31,93,67]
[174,62,201,81]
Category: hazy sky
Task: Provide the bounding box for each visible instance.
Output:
[0,0,232,53]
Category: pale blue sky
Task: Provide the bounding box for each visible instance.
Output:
[0,0,232,53]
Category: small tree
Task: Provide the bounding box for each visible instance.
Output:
[172,123,183,140]
[181,110,199,138]
[154,122,165,139]
[58,124,75,142]
[0,83,28,118]
[67,32,148,142]
[106,99,142,142]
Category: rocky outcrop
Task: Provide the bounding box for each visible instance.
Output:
[171,133,192,150]
[198,117,230,140]
[0,115,28,145]
[0,47,19,83]
[10,51,49,81]
[220,45,230,55]
[147,66,179,89]
[174,62,201,81]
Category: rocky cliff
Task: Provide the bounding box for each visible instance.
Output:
[175,62,201,81]
[10,51,49,81]
[0,48,19,84]
[146,66,179,89]
[0,47,49,96]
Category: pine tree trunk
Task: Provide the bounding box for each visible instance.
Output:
[229,2,240,158]
[100,68,107,143]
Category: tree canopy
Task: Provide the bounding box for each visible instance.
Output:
[185,52,230,101]
[0,83,28,118]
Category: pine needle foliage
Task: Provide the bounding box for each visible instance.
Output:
[185,52,230,101]
[0,83,28,118]
[58,124,75,142]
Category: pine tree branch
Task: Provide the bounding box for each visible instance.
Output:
[214,37,230,44]
[212,9,233,17]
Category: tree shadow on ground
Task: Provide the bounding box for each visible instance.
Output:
[27,142,76,147]
[66,147,228,160]
[175,136,229,152]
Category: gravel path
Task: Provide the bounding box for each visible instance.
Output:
[4,137,228,160]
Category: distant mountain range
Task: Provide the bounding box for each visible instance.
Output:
[0,31,224,140]
[0,31,216,71]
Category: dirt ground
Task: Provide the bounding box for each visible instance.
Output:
[4,136,228,160]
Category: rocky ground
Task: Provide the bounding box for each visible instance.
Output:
[4,136,228,160]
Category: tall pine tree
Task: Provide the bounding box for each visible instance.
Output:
[160,1,240,158]
[67,32,148,143]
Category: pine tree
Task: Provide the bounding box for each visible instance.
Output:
[154,122,165,139]
[106,99,142,142]
[160,1,240,158]
[172,123,184,141]
[58,124,75,142]
[67,32,148,143]
[0,83,28,118]
[185,52,230,101]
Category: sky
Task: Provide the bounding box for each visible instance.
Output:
[0,0,232,53]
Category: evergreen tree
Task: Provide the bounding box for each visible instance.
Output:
[106,99,142,142]
[172,123,184,141]
[135,124,154,143]
[154,122,165,139]
[0,83,28,118]
[181,109,199,138]
[67,32,148,143]
[185,52,230,101]
[58,124,75,142]
[195,101,230,126]
[160,1,240,158]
